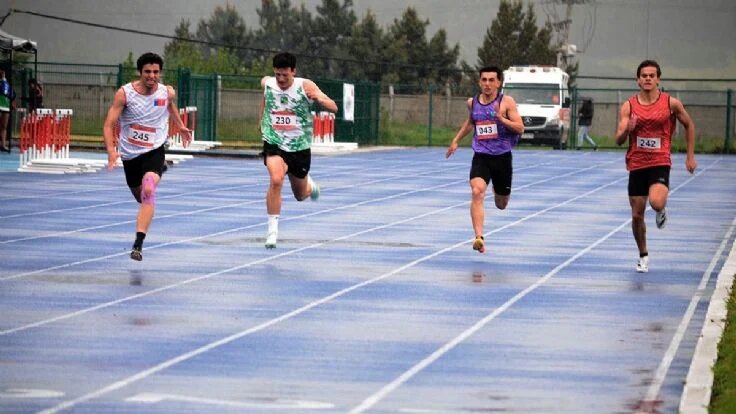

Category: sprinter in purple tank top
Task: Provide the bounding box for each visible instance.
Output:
[446,66,524,253]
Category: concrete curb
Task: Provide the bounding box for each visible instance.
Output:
[679,241,736,413]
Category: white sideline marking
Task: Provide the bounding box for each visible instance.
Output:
[126,392,334,409]
[679,222,736,413]
[637,166,726,408]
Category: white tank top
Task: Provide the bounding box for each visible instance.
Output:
[118,82,170,160]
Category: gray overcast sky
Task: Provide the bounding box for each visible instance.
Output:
[2,0,735,81]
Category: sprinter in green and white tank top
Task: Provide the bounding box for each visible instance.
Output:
[259,52,338,249]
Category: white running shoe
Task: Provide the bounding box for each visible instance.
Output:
[656,208,667,229]
[265,231,278,249]
[308,175,320,201]
[636,255,649,273]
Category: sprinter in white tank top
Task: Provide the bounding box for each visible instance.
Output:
[103,52,192,261]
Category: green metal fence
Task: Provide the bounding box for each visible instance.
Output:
[12,61,381,146]
[8,61,735,153]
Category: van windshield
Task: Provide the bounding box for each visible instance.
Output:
[503,83,561,105]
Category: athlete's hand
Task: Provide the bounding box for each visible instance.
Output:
[107,149,119,171]
[627,114,638,132]
[686,156,697,174]
[446,141,458,159]
[180,128,193,148]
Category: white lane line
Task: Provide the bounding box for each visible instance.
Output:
[350,162,717,413]
[0,159,558,281]
[0,182,260,220]
[0,159,467,243]
[0,388,65,399]
[0,158,436,220]
[125,392,334,410]
[349,219,633,414]
[2,160,608,335]
[36,173,626,414]
[1,180,471,334]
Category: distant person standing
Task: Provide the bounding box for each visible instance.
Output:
[28,78,44,111]
[0,69,16,152]
[576,97,597,150]
[103,52,191,261]
[445,66,524,254]
[614,59,697,273]
[259,52,337,249]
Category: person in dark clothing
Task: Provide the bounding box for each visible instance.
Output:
[28,78,43,111]
[576,97,597,150]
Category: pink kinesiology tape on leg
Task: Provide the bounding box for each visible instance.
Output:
[141,175,156,205]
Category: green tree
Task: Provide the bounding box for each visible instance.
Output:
[382,7,460,89]
[311,0,357,78]
[345,10,385,82]
[474,0,556,72]
[253,0,311,55]
[163,20,201,70]
[427,29,461,86]
[384,7,430,86]
[195,4,252,66]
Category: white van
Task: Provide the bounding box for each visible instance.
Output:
[502,66,571,148]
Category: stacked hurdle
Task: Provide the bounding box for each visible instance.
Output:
[311,111,357,153]
[18,109,106,174]
[311,111,335,144]
[167,106,221,153]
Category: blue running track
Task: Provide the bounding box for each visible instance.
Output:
[1,148,735,413]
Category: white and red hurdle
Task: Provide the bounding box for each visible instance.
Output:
[167,106,221,152]
[18,108,107,173]
[311,111,335,144]
[310,110,357,153]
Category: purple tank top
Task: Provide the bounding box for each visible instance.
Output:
[471,93,519,155]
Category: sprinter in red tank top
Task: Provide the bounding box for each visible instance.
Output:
[614,60,697,273]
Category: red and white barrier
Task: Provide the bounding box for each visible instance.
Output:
[18,109,105,174]
[311,111,335,144]
[167,106,221,152]
[311,111,357,153]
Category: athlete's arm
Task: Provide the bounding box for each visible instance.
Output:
[671,97,697,173]
[102,88,126,170]
[446,98,474,159]
[499,95,524,135]
[303,79,338,113]
[166,86,192,147]
[614,101,634,146]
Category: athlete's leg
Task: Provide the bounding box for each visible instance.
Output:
[266,155,288,215]
[135,172,161,234]
[494,194,509,210]
[648,182,668,212]
[289,174,312,201]
[470,177,487,237]
[629,195,648,254]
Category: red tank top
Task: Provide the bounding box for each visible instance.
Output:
[625,92,675,171]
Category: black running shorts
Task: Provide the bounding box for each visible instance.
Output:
[262,142,312,179]
[628,165,670,197]
[122,144,166,188]
[469,151,513,196]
